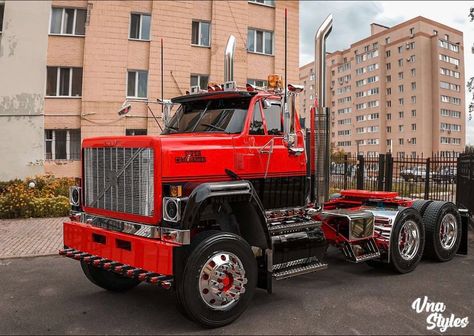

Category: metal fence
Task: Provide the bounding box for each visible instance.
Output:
[456,153,474,212]
[330,152,459,202]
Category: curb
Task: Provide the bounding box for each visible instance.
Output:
[0,252,61,260]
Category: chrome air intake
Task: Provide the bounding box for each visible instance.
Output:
[224,35,236,82]
[83,147,154,216]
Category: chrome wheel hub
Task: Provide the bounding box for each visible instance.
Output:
[199,251,247,311]
[439,213,457,250]
[398,220,420,261]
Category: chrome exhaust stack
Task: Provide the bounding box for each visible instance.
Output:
[224,35,236,83]
[314,15,333,205]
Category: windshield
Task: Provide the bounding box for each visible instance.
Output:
[162,97,251,134]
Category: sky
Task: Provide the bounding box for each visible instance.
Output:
[299,1,474,145]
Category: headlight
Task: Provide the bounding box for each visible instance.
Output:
[163,197,181,222]
[69,186,81,206]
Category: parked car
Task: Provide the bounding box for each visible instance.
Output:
[432,167,457,183]
[400,166,433,182]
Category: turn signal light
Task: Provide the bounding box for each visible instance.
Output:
[170,185,182,197]
[267,74,282,89]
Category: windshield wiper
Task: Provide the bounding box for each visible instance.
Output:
[190,101,212,132]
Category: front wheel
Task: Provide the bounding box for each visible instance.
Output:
[389,208,425,273]
[80,261,141,292]
[176,231,257,328]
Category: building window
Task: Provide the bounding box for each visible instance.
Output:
[190,74,209,90]
[248,79,268,87]
[399,98,404,105]
[386,63,391,70]
[386,75,391,82]
[399,138,404,145]
[398,84,404,93]
[191,20,210,47]
[411,68,416,77]
[248,0,275,6]
[433,29,438,35]
[398,58,403,67]
[126,129,147,136]
[130,13,151,41]
[45,129,81,160]
[0,3,4,33]
[398,72,403,80]
[387,126,392,133]
[46,67,83,97]
[412,123,416,131]
[412,109,416,117]
[411,82,416,90]
[247,28,273,55]
[411,96,417,104]
[387,88,392,95]
[399,111,404,118]
[50,7,86,36]
[409,27,414,35]
[127,70,148,98]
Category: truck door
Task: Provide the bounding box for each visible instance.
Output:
[258,99,306,209]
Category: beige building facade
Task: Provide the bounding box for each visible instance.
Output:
[0,0,299,179]
[0,1,50,180]
[300,16,466,158]
[43,0,299,177]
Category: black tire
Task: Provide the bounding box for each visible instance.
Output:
[422,201,462,262]
[176,231,257,328]
[80,261,141,292]
[411,200,433,217]
[389,208,425,274]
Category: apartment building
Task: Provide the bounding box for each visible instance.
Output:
[300,16,465,158]
[298,61,316,127]
[0,0,299,178]
[0,1,50,180]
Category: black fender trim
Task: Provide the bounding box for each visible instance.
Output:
[180,180,270,248]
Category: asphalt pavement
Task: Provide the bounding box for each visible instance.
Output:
[1,233,473,335]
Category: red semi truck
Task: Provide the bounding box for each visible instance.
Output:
[61,15,469,327]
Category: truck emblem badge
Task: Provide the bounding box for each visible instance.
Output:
[175,150,206,163]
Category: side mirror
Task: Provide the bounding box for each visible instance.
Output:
[262,99,271,109]
[157,99,176,127]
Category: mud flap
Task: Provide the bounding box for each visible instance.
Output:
[457,209,470,255]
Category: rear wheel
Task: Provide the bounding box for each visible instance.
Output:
[423,201,462,261]
[411,200,432,216]
[80,261,141,292]
[389,208,425,273]
[176,231,257,328]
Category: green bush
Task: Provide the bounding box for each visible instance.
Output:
[0,176,75,219]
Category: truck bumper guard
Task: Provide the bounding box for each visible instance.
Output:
[59,247,173,289]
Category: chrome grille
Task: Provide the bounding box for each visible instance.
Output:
[84,147,154,216]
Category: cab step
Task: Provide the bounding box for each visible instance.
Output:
[341,238,380,263]
[272,256,328,280]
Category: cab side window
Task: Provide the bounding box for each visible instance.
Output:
[249,101,265,135]
[263,103,283,135]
